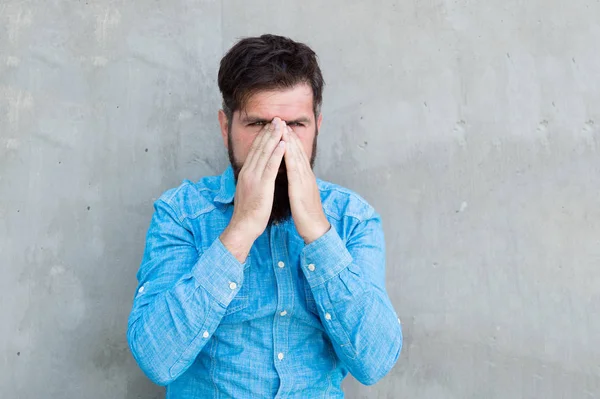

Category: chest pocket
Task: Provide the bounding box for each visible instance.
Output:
[223,256,252,316]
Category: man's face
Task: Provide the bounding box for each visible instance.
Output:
[218,83,323,224]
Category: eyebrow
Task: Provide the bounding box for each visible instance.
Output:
[241,115,312,125]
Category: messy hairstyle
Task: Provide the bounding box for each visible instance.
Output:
[218,34,325,122]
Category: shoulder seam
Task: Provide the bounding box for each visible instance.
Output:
[159,181,219,222]
[318,181,374,221]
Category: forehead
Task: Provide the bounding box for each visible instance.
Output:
[237,83,314,122]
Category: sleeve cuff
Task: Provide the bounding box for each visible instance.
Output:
[191,237,246,307]
[301,225,352,288]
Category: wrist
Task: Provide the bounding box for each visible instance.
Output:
[302,218,331,244]
[220,223,256,263]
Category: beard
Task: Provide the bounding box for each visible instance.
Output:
[228,128,318,225]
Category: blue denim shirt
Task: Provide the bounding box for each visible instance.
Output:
[127,166,403,398]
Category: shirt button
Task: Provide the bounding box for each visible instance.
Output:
[308,264,315,272]
[202,331,209,338]
[280,310,287,316]
[278,352,284,360]
[325,313,331,320]
[398,318,401,324]
[278,261,285,268]
[138,286,145,294]
[229,282,237,290]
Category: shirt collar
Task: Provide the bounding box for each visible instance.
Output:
[214,165,236,205]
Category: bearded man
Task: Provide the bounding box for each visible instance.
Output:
[127,34,403,399]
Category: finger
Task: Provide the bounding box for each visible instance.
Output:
[290,129,310,167]
[286,127,309,174]
[263,140,286,181]
[291,128,311,166]
[255,119,285,175]
[283,128,301,182]
[244,121,276,172]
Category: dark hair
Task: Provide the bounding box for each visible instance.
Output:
[218,34,325,122]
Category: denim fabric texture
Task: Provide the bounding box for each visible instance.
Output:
[127,165,403,398]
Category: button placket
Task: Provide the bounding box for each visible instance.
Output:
[270,223,292,378]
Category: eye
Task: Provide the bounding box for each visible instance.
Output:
[249,121,265,127]
[288,122,304,127]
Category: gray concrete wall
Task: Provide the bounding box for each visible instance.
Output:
[1,1,599,398]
